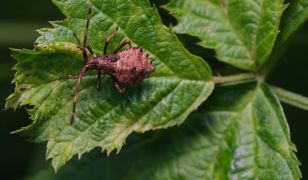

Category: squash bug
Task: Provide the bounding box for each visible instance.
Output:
[66,6,155,124]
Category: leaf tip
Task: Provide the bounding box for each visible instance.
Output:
[78,153,82,160]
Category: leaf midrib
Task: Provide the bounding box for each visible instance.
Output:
[255,87,294,178]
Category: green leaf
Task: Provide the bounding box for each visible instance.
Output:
[6,0,213,171]
[128,81,301,179]
[28,81,301,179]
[276,0,308,48]
[165,0,286,70]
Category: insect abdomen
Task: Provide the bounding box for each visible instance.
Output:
[115,48,154,85]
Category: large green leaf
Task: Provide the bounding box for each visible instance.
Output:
[165,0,286,70]
[29,81,301,179]
[6,0,213,171]
[276,0,308,48]
[129,81,301,179]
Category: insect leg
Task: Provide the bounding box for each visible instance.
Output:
[71,67,87,124]
[103,27,119,54]
[113,78,125,93]
[113,39,132,53]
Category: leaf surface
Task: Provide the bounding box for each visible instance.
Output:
[29,81,301,179]
[276,0,308,48]
[6,0,213,170]
[165,0,286,70]
[128,81,301,179]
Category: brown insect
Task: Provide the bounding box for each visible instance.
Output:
[66,7,155,124]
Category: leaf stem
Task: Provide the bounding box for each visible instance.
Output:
[272,86,308,111]
[213,73,257,84]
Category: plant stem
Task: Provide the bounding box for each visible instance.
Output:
[272,86,308,111]
[213,73,257,84]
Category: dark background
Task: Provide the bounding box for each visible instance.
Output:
[0,1,307,179]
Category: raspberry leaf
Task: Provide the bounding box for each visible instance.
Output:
[29,81,301,179]
[165,0,286,70]
[276,0,308,48]
[6,0,213,171]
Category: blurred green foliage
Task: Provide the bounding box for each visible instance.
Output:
[0,0,307,179]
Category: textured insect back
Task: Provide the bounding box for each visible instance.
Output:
[115,48,155,85]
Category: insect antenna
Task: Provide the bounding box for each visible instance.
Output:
[82,5,92,64]
[70,66,87,124]
[70,5,92,124]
